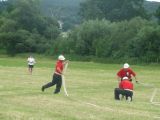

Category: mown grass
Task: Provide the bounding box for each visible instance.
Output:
[0,56,160,120]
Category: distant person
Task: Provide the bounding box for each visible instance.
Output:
[114,77,134,101]
[41,55,68,94]
[27,56,36,74]
[117,63,138,83]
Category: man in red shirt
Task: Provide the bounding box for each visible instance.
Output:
[117,63,138,83]
[41,55,68,94]
[114,77,133,101]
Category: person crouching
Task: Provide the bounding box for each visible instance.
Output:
[114,77,133,101]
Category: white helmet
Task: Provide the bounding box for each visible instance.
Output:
[123,77,128,80]
[58,55,65,61]
[123,63,129,68]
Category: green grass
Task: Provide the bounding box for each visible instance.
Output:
[0,56,160,120]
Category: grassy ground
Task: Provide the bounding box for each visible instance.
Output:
[0,56,160,120]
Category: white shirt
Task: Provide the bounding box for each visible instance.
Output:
[27,57,35,65]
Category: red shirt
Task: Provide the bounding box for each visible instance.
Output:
[117,68,136,79]
[55,60,64,74]
[119,80,133,90]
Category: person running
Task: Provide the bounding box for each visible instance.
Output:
[117,63,138,83]
[114,77,133,101]
[27,56,36,74]
[41,55,68,94]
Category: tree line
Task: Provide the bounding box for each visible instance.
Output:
[0,0,60,56]
[0,0,160,63]
[55,17,160,63]
[55,0,160,63]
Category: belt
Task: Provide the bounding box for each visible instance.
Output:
[54,72,62,75]
[124,89,133,92]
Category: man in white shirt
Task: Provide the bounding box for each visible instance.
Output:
[27,56,36,74]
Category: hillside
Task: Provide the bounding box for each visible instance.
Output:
[41,0,160,31]
[144,1,160,13]
[41,0,85,31]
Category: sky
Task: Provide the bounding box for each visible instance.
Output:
[146,0,160,2]
[0,0,160,3]
[0,0,160,2]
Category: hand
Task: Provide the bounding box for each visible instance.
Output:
[64,60,69,65]
[65,60,69,63]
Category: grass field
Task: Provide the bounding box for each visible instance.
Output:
[0,56,160,120]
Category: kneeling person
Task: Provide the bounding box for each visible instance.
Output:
[114,77,133,101]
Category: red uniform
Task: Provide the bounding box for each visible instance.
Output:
[119,80,133,90]
[42,55,66,94]
[55,60,64,74]
[117,68,136,80]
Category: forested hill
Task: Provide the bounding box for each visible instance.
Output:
[144,1,160,13]
[40,0,85,31]
[41,0,160,31]
[41,0,84,8]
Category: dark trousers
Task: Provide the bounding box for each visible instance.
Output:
[114,88,133,101]
[43,73,62,93]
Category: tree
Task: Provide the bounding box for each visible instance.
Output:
[0,0,60,55]
[62,17,160,63]
[80,0,149,21]
[155,6,160,24]
[129,25,160,62]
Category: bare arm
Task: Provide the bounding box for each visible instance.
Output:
[135,76,138,83]
[63,60,69,65]
[132,75,138,83]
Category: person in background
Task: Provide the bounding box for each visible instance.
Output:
[114,77,134,101]
[117,63,138,83]
[41,55,68,94]
[27,56,36,74]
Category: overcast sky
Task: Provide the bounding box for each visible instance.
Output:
[0,0,160,2]
[146,0,160,2]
